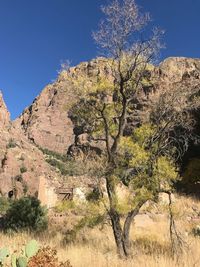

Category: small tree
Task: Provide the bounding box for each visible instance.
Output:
[69,0,200,258]
[4,196,48,232]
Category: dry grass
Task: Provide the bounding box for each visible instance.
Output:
[1,194,200,267]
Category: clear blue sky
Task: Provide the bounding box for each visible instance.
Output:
[0,0,199,119]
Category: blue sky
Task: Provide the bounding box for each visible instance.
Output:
[0,0,199,119]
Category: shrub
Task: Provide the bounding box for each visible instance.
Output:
[54,200,75,213]
[15,174,23,182]
[192,225,200,237]
[46,158,86,176]
[0,197,12,215]
[0,242,72,267]
[86,187,102,202]
[28,246,72,267]
[20,166,27,173]
[4,196,48,232]
[6,139,17,149]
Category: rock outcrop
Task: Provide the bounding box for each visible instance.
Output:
[0,93,61,200]
[159,57,200,83]
[0,91,10,128]
[14,58,113,154]
[15,57,200,155]
[1,56,200,201]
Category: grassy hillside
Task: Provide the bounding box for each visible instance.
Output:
[1,194,200,267]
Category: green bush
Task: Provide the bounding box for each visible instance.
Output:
[20,166,27,173]
[192,225,200,237]
[86,187,102,202]
[46,158,86,176]
[6,139,17,149]
[54,200,76,213]
[0,197,12,215]
[4,196,48,232]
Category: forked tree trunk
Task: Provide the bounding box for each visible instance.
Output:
[109,209,126,258]
[110,210,135,258]
[109,198,146,258]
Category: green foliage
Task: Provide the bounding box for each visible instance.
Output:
[0,248,9,266]
[192,225,200,237]
[22,183,28,195]
[39,146,88,176]
[39,147,69,162]
[16,257,27,267]
[15,175,23,182]
[86,187,102,202]
[46,157,86,176]
[64,214,105,245]
[76,214,105,230]
[25,240,39,258]
[117,124,179,206]
[54,200,76,213]
[0,240,71,267]
[0,197,12,214]
[79,203,105,227]
[6,139,17,149]
[11,240,40,267]
[11,254,17,267]
[11,240,39,267]
[63,201,106,244]
[20,166,27,174]
[4,196,48,232]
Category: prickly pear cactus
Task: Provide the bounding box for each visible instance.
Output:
[0,247,9,265]
[16,257,28,267]
[25,240,39,258]
[11,253,17,267]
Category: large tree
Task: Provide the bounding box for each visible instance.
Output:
[69,0,200,258]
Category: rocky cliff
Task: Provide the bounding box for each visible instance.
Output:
[0,93,61,201]
[15,57,200,154]
[0,56,200,200]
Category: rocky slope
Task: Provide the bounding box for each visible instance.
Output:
[0,92,61,202]
[14,58,112,154]
[0,56,200,202]
[15,57,200,154]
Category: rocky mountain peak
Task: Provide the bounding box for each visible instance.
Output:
[0,56,200,203]
[0,91,10,127]
[13,57,200,155]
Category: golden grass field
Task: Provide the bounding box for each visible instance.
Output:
[1,194,200,267]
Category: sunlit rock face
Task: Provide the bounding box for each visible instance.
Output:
[159,57,200,83]
[15,57,200,155]
[15,58,112,154]
[0,92,61,199]
[0,91,10,128]
[1,56,200,199]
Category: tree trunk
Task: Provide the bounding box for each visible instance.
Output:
[105,171,145,258]
[109,209,127,258]
[122,213,134,257]
[110,209,136,258]
[123,201,147,257]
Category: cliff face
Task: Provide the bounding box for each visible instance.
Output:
[15,58,112,154]
[159,57,200,82]
[0,91,10,128]
[0,93,60,199]
[1,56,200,199]
[15,57,200,155]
